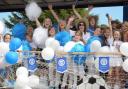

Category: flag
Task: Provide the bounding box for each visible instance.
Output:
[99,57,109,73]
[56,57,67,73]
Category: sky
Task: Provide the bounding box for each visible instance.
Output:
[90,6,123,25]
[0,6,123,33]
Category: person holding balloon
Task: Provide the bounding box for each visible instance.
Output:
[62,30,85,88]
[48,4,72,46]
[2,33,12,86]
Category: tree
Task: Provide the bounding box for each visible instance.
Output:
[4,8,88,29]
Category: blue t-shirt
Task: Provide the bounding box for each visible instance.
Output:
[87,26,95,36]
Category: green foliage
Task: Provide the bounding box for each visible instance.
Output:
[4,8,88,29]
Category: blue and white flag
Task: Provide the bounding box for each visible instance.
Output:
[28,57,37,72]
[56,57,67,73]
[99,57,110,73]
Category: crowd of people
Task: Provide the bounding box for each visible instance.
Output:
[0,5,128,89]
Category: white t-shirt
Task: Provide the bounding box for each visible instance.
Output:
[113,40,123,49]
[69,30,75,37]
[83,32,91,42]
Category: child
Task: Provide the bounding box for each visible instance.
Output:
[3,33,11,43]
[47,27,56,88]
[2,33,11,87]
[113,31,122,50]
[77,20,91,43]
[62,31,85,88]
[48,26,56,37]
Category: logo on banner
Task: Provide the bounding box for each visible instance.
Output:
[28,57,37,72]
[56,57,67,73]
[99,57,109,73]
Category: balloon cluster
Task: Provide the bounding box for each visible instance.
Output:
[5,38,22,65]
[15,67,39,89]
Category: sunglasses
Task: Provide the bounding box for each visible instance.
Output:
[78,23,85,26]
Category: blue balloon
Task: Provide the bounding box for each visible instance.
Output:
[9,38,22,51]
[70,44,86,65]
[84,43,90,52]
[22,40,32,51]
[70,44,85,52]
[5,52,18,64]
[12,23,27,40]
[87,36,101,44]
[55,31,71,46]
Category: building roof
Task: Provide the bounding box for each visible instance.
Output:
[0,0,127,12]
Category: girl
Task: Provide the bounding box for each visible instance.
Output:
[47,26,56,88]
[34,17,52,49]
[61,31,85,89]
[48,4,71,46]
[77,20,91,43]
[3,33,11,43]
[2,33,11,87]
[87,15,98,36]
[48,27,56,37]
[113,31,122,50]
[72,4,97,36]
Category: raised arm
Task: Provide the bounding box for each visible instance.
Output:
[84,5,93,17]
[107,15,113,38]
[35,18,41,27]
[72,4,82,20]
[48,4,60,23]
[66,15,75,30]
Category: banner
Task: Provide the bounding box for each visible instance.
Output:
[56,57,67,73]
[99,57,109,73]
[28,57,37,72]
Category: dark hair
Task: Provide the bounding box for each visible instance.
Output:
[77,21,86,33]
[48,26,56,37]
[3,33,11,42]
[87,15,98,28]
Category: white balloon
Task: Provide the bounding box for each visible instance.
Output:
[57,46,64,51]
[15,85,32,89]
[120,42,128,56]
[41,47,54,60]
[98,46,110,53]
[33,27,48,49]
[64,41,76,52]
[22,86,32,89]
[90,40,101,52]
[0,21,5,34]
[25,2,42,21]
[16,67,28,77]
[122,59,128,72]
[45,37,55,47]
[51,40,60,51]
[15,75,29,88]
[28,75,39,88]
[45,38,60,50]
